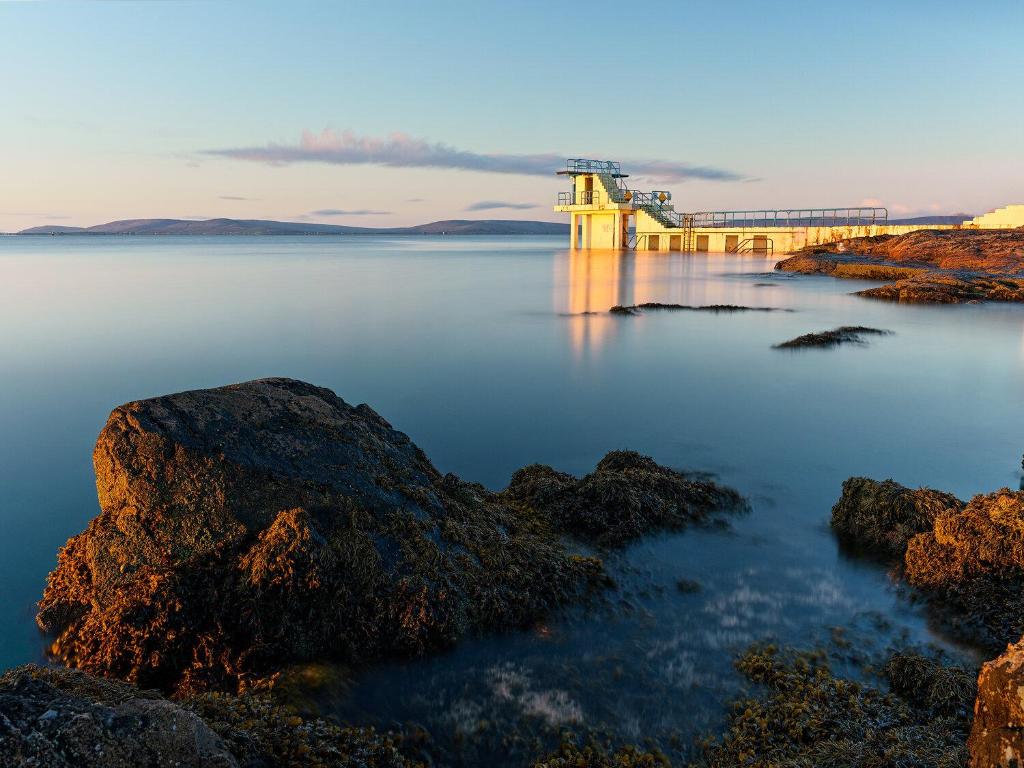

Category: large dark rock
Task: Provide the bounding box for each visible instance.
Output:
[502,450,745,547]
[0,664,416,767]
[968,640,1024,768]
[830,477,964,558]
[37,379,605,694]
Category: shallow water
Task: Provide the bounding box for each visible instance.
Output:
[1,235,1022,761]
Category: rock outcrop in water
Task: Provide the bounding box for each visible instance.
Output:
[831,477,1024,766]
[608,303,785,315]
[832,478,1024,651]
[36,379,745,695]
[831,477,965,557]
[36,379,605,694]
[968,640,1024,768]
[502,450,746,547]
[0,663,416,767]
[773,326,891,349]
[775,229,1024,303]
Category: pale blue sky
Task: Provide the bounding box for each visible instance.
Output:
[2,0,1022,230]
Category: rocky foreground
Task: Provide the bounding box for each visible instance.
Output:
[776,228,1024,303]
[13,376,1024,766]
[831,476,1024,765]
[35,378,743,699]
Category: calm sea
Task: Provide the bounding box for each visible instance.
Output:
[2,234,1021,761]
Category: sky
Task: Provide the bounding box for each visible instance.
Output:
[2,0,1022,231]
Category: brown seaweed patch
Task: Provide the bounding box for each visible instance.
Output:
[773,326,891,349]
[502,450,747,548]
[610,303,789,315]
[693,645,974,768]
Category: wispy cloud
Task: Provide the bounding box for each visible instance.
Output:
[0,211,70,219]
[219,195,256,201]
[205,129,747,183]
[465,200,538,211]
[310,208,391,216]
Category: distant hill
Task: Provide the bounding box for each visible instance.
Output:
[888,214,973,225]
[17,218,568,236]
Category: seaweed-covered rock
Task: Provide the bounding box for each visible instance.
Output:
[608,303,784,315]
[831,477,964,558]
[694,646,974,768]
[773,326,891,349]
[37,379,604,694]
[0,664,417,768]
[502,450,746,547]
[905,489,1024,649]
[968,639,1024,768]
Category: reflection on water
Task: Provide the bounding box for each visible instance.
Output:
[1,235,1023,764]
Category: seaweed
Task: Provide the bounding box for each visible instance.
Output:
[692,645,974,768]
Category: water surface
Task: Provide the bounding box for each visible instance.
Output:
[1,235,1021,762]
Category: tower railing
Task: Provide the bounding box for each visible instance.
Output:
[565,159,623,176]
[557,190,601,206]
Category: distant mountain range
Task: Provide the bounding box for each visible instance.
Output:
[888,214,972,225]
[14,214,973,236]
[16,218,569,236]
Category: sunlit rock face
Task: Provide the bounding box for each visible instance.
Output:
[36,378,603,695]
[776,229,1024,304]
[969,640,1024,768]
[904,489,1024,651]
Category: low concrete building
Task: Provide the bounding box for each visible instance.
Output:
[554,159,1023,255]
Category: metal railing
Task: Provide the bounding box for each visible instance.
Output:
[565,158,622,175]
[689,208,888,228]
[557,190,601,206]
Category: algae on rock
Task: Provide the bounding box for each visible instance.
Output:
[502,450,746,547]
[693,645,974,768]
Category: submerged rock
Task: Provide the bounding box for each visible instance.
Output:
[831,477,964,558]
[502,450,746,547]
[695,645,974,768]
[968,640,1024,768]
[37,378,605,694]
[773,326,891,349]
[0,664,417,768]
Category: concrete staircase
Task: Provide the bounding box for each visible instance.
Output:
[964,204,1024,229]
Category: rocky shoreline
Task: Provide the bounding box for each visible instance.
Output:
[5,377,1022,766]
[775,228,1024,303]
